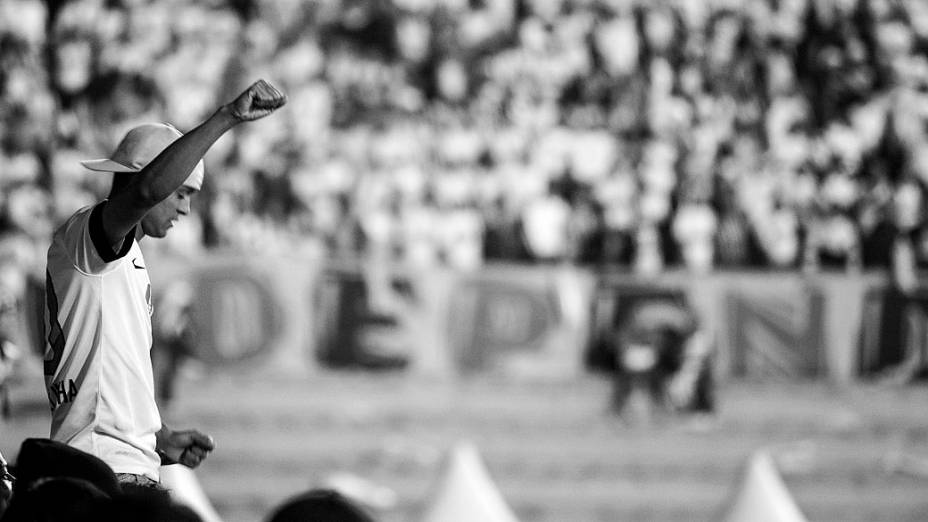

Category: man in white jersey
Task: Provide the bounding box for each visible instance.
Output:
[44,79,286,489]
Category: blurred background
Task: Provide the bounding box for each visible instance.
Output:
[1,0,928,521]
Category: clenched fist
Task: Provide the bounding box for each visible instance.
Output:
[157,427,215,469]
[229,79,287,122]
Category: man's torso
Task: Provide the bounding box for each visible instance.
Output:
[44,203,161,479]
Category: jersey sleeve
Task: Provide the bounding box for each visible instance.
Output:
[60,202,136,274]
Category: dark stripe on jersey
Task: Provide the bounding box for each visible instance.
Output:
[44,270,65,376]
[89,201,135,262]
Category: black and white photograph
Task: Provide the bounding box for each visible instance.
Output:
[0,0,927,520]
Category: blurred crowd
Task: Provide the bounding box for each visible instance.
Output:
[3,0,928,281]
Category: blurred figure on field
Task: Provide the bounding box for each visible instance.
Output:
[0,292,20,419]
[872,179,928,382]
[0,239,26,419]
[610,298,715,421]
[152,279,197,407]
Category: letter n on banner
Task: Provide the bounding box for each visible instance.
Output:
[726,286,825,379]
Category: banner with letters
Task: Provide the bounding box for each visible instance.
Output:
[132,253,925,382]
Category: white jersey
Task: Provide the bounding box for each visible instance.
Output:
[44,202,162,480]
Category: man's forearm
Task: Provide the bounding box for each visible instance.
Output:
[131,106,239,205]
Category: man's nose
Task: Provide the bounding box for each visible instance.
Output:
[178,199,191,216]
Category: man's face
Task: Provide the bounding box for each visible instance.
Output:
[141,185,198,238]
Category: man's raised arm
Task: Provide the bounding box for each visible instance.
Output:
[100,79,286,248]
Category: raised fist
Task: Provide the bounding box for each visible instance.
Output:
[229,79,287,122]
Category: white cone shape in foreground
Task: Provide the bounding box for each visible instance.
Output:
[420,441,520,522]
[161,464,224,522]
[721,451,808,522]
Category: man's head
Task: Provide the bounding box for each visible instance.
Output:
[266,489,375,522]
[81,123,204,238]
